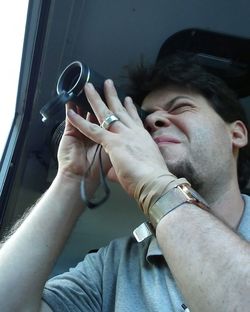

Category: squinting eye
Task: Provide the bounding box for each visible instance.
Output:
[170,103,192,113]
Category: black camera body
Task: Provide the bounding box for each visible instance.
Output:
[40,61,147,122]
[40,61,108,122]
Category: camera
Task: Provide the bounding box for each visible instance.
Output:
[40,61,147,122]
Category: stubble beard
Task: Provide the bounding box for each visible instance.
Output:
[167,159,206,194]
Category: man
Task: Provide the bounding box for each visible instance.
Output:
[0,55,249,312]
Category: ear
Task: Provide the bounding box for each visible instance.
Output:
[229,120,248,151]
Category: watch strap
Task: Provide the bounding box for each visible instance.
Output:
[149,183,209,228]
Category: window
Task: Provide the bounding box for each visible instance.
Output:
[0,1,29,160]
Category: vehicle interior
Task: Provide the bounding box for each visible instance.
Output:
[0,0,250,277]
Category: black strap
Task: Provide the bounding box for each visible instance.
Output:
[80,144,110,208]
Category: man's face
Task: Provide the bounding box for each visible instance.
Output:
[141,86,235,193]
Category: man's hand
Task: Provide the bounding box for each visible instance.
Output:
[57,103,112,196]
[58,103,99,178]
[57,103,91,179]
[66,80,170,198]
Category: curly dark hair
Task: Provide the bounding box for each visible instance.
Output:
[126,53,250,191]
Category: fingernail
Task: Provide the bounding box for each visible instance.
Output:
[105,79,114,85]
[67,108,76,117]
[85,82,94,89]
[125,96,133,104]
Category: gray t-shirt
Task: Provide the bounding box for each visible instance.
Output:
[43,194,250,312]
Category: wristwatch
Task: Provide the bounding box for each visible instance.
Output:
[133,181,209,242]
[149,182,210,228]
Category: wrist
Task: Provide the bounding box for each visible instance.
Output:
[57,160,86,182]
[134,172,178,215]
[56,169,83,184]
[149,182,209,229]
[52,172,85,214]
[133,180,209,243]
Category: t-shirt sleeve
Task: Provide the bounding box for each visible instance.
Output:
[42,248,106,312]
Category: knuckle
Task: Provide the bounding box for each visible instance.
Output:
[89,123,101,133]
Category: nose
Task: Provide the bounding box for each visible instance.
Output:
[144,111,171,133]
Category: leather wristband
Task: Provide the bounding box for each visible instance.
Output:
[134,173,178,215]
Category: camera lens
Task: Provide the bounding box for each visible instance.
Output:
[56,61,88,96]
[41,60,148,122]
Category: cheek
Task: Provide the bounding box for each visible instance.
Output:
[190,121,232,159]
[172,113,232,155]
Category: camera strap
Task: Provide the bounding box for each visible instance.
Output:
[80,144,111,208]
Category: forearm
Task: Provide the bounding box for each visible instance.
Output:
[0,173,84,311]
[156,204,250,312]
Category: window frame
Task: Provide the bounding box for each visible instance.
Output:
[0,0,52,224]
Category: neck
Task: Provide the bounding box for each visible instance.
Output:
[201,180,245,230]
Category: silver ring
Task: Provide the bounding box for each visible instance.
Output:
[100,114,119,130]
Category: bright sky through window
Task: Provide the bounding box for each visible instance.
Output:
[0,1,29,160]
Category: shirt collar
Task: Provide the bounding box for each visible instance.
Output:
[146,236,163,264]
[238,194,250,240]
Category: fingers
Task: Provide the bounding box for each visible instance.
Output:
[103,80,125,113]
[84,83,112,125]
[67,80,144,141]
[65,102,76,129]
[84,81,125,132]
[84,79,142,130]
[124,96,144,126]
[67,108,106,144]
[103,80,141,127]
[86,112,99,124]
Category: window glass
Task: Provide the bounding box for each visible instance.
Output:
[0,1,29,160]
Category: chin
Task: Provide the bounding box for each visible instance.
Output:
[160,147,185,163]
[167,160,204,192]
[163,155,185,171]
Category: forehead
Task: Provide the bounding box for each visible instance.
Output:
[141,86,210,111]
